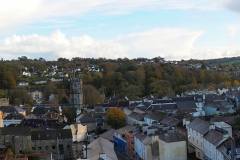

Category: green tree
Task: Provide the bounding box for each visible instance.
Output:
[106,108,126,129]
[0,89,6,98]
[2,71,16,89]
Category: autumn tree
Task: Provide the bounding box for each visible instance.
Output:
[83,84,103,105]
[106,108,126,129]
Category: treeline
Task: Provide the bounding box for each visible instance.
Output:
[0,57,240,106]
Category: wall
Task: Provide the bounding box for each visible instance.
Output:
[159,140,187,160]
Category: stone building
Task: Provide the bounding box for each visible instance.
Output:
[69,78,83,116]
[0,127,32,154]
[31,129,73,159]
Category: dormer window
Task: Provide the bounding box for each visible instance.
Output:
[38,134,41,139]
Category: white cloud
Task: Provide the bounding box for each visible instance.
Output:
[191,46,240,60]
[0,29,204,60]
[2,28,240,61]
[114,28,204,60]
[0,29,127,60]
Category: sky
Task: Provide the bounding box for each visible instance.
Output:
[1,0,240,61]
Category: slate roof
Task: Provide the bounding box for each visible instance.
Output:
[204,130,224,146]
[172,96,194,102]
[153,99,173,104]
[79,114,96,123]
[32,107,59,117]
[0,106,17,113]
[20,119,58,128]
[87,137,118,160]
[108,101,118,107]
[160,116,180,127]
[195,95,204,102]
[205,94,225,103]
[128,112,144,121]
[206,102,231,113]
[49,122,68,129]
[0,126,31,136]
[144,111,167,121]
[159,133,184,143]
[31,129,72,140]
[4,113,24,120]
[115,125,135,134]
[118,100,130,107]
[187,118,209,134]
[134,132,148,142]
[175,108,197,115]
[210,116,236,124]
[150,103,177,111]
[176,101,197,109]
[100,129,115,142]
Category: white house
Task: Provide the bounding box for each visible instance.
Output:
[203,129,229,160]
[187,118,209,160]
[134,132,153,160]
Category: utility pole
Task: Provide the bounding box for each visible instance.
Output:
[57,137,59,160]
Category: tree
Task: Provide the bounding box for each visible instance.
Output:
[83,85,103,105]
[0,89,6,98]
[106,108,126,129]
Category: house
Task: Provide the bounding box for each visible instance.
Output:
[28,90,43,101]
[114,125,135,155]
[3,113,23,127]
[148,103,177,113]
[144,111,166,126]
[134,132,153,160]
[18,81,29,87]
[31,129,73,159]
[203,129,229,160]
[0,98,9,106]
[83,137,118,160]
[217,88,229,95]
[50,78,64,83]
[126,112,145,125]
[0,106,18,116]
[0,127,32,154]
[187,118,209,159]
[76,114,96,132]
[205,101,235,116]
[22,71,31,77]
[20,119,58,128]
[159,133,187,160]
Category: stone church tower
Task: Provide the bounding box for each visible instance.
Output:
[70,78,83,116]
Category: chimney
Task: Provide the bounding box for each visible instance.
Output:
[231,138,236,160]
[209,122,215,130]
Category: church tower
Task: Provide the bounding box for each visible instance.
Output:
[70,77,83,116]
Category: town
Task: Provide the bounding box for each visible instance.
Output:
[0,56,240,160]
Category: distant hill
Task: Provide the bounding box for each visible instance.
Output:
[207,56,240,66]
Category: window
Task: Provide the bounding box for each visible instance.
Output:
[52,146,56,149]
[45,146,49,150]
[38,147,41,150]
[32,147,36,150]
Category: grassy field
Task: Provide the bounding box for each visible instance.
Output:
[221,59,240,66]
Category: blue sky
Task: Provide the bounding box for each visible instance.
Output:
[1,0,240,61]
